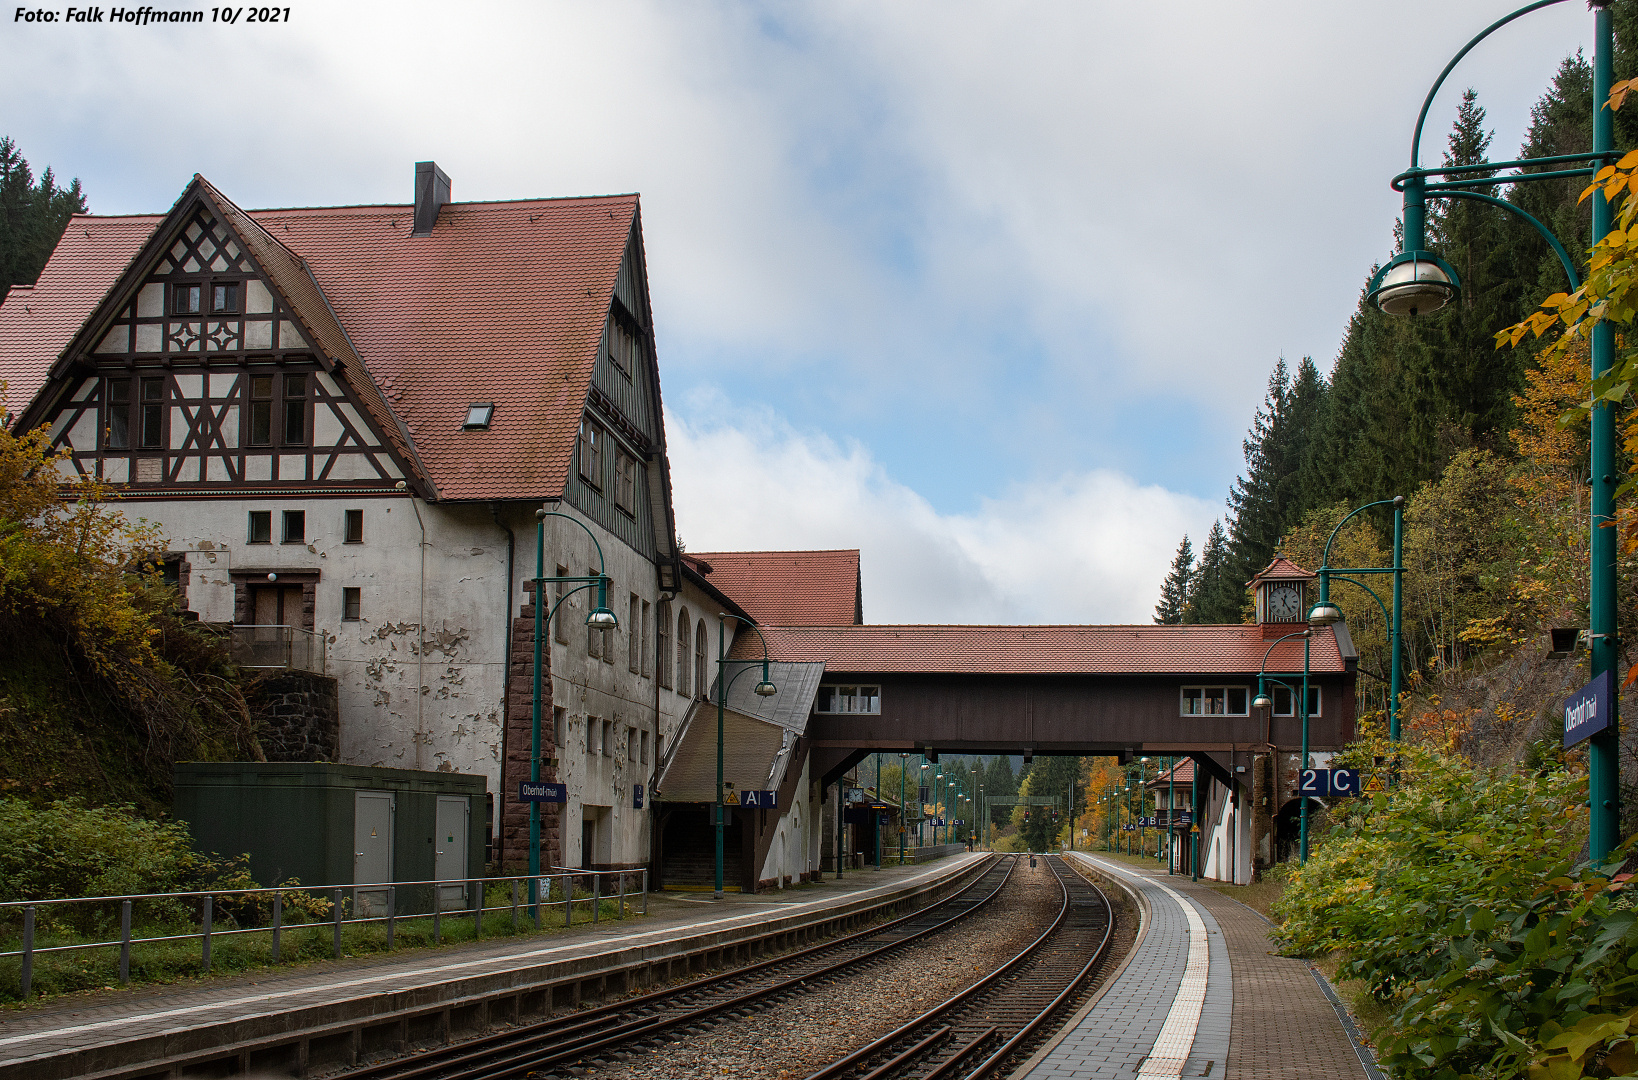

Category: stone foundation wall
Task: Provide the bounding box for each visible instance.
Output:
[500,582,562,872]
[248,671,339,762]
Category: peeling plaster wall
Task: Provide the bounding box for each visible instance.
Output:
[535,510,674,871]
[117,495,509,791]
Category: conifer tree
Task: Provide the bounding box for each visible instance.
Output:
[1154,536,1194,624]
[0,137,88,301]
[1186,520,1242,623]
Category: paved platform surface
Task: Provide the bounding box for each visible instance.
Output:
[0,853,984,1068]
[1018,854,1376,1080]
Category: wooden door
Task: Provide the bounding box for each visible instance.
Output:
[251,585,302,627]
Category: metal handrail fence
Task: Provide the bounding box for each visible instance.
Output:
[228,623,327,674]
[0,867,647,999]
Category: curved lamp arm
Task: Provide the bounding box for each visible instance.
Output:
[1411,0,1569,169]
[538,507,616,627]
[718,612,777,695]
[1433,189,1581,289]
[1255,628,1311,705]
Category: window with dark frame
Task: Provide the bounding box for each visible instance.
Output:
[173,283,201,314]
[342,587,361,621]
[105,378,131,449]
[553,706,566,748]
[695,619,707,698]
[344,509,363,543]
[139,377,164,449]
[656,601,671,687]
[1271,685,1322,717]
[816,685,883,714]
[676,610,691,696]
[282,509,305,543]
[578,418,603,488]
[249,375,273,445]
[463,403,494,430]
[283,373,307,444]
[554,564,569,644]
[248,510,272,544]
[614,449,636,515]
[628,594,641,672]
[212,282,239,313]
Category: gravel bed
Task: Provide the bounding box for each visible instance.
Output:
[561,859,1068,1080]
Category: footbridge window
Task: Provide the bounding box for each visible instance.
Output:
[1272,685,1321,716]
[1180,686,1250,716]
[817,685,880,714]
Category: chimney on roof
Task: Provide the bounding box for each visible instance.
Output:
[412,161,450,236]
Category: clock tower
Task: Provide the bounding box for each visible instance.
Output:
[1248,555,1318,629]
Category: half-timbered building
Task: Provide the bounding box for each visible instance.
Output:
[0,164,752,875]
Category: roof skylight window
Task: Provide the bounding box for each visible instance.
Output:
[463,403,494,430]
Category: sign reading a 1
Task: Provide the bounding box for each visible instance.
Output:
[1564,669,1613,748]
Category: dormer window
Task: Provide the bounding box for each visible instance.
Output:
[463,403,494,430]
[212,282,238,312]
[172,283,201,314]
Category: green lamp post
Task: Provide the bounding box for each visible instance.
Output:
[529,505,619,912]
[712,614,777,898]
[1376,0,1618,859]
[1306,497,1405,740]
[1252,628,1312,863]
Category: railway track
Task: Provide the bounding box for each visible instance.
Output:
[804,854,1115,1080]
[340,854,1017,1080]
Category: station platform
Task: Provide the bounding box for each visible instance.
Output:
[1013,853,1381,1080]
[0,853,989,1080]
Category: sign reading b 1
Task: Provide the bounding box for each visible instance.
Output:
[1564,669,1613,748]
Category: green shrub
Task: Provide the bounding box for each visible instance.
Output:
[1270,739,1638,1079]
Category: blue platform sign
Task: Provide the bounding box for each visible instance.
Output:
[633,784,644,809]
[735,789,778,809]
[518,781,566,803]
[1298,769,1363,797]
[1565,670,1613,748]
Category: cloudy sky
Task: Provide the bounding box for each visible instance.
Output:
[1,1,1596,622]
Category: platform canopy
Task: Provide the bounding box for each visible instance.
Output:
[655,661,826,803]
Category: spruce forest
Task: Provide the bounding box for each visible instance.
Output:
[1155,46,1638,785]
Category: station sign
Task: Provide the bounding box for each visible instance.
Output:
[518,781,566,803]
[727,789,778,808]
[1564,670,1613,748]
[1297,768,1362,797]
[633,784,644,809]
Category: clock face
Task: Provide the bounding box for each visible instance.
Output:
[1266,584,1302,622]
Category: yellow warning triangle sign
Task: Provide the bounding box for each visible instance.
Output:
[725,790,740,805]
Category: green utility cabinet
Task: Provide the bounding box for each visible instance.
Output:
[174,763,486,910]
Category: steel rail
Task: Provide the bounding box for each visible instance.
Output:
[804,855,1116,1080]
[340,854,1016,1080]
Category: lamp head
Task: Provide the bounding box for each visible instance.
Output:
[586,607,618,630]
[1308,603,1344,626]
[753,680,778,697]
[1252,691,1273,709]
[1366,250,1460,316]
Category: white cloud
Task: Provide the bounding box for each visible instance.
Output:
[667,403,1217,624]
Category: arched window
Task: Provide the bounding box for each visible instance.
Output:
[695,618,707,699]
[676,608,691,697]
[656,601,672,688]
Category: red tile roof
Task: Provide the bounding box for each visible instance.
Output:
[687,549,862,625]
[1247,555,1316,586]
[0,180,640,502]
[1148,759,1195,786]
[728,623,1348,675]
[1,217,160,414]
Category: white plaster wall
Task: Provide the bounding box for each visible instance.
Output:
[755,756,814,888]
[533,507,674,871]
[123,494,511,791]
